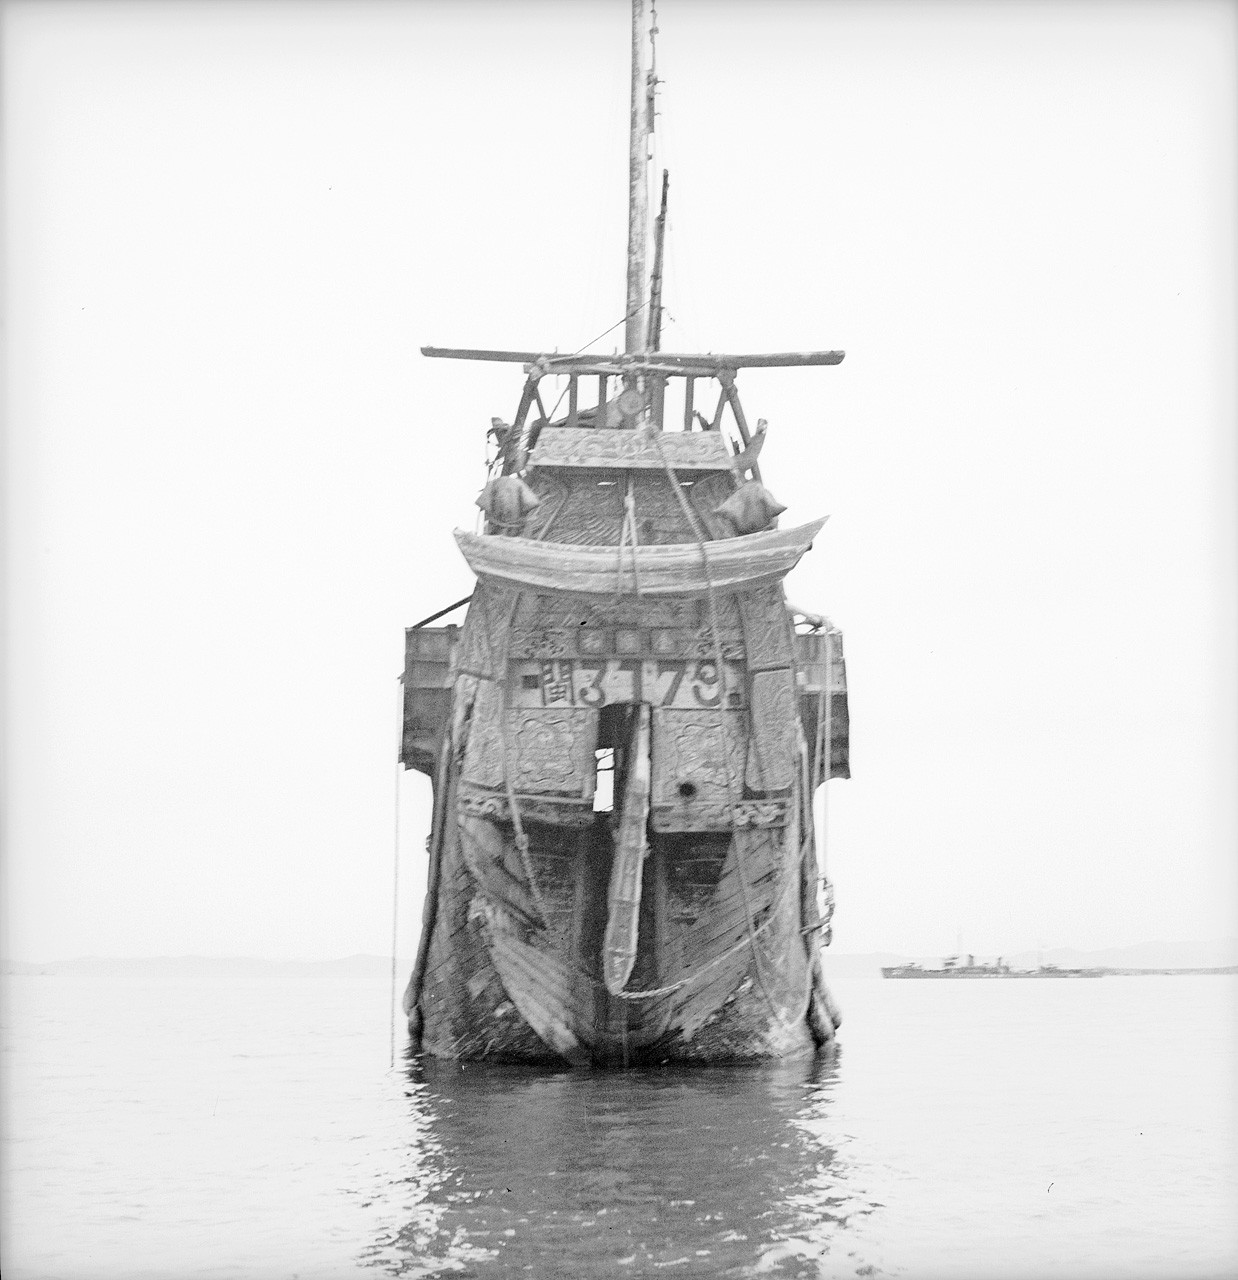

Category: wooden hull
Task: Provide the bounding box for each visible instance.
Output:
[402,568,844,1066]
[407,769,837,1065]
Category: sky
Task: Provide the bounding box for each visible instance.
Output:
[3,0,1235,965]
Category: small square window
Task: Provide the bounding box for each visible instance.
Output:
[522,674,540,690]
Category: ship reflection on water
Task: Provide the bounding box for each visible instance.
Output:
[361,1048,883,1278]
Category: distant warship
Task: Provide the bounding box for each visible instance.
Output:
[881,956,1104,979]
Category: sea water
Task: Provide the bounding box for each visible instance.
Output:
[2,963,1235,1279]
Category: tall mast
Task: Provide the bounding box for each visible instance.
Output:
[647,169,669,352]
[624,0,654,355]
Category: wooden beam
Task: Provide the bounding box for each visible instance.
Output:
[538,351,846,374]
[710,387,727,431]
[421,347,542,363]
[720,374,763,485]
[533,383,551,423]
[409,595,473,630]
[420,346,846,372]
[719,373,751,446]
[511,378,537,443]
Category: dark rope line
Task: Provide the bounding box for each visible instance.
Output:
[410,595,473,630]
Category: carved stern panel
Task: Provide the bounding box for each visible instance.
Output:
[508,708,599,799]
[525,469,625,545]
[745,670,797,795]
[455,578,518,681]
[460,684,599,826]
[736,585,799,798]
[736,584,795,668]
[460,678,506,791]
[651,708,747,832]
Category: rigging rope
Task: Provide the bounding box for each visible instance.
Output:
[613,481,643,598]
[573,301,650,358]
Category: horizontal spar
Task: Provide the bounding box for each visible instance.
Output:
[421,347,845,372]
[422,347,544,363]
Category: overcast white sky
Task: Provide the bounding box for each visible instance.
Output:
[3,0,1235,964]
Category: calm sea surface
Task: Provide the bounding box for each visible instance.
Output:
[3,965,1236,1279]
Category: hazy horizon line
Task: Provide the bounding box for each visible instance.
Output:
[6,937,1237,969]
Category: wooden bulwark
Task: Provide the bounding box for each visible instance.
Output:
[529,426,732,471]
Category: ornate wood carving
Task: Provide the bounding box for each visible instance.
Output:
[737,583,794,669]
[692,626,745,663]
[506,588,744,674]
[527,470,625,545]
[456,579,519,678]
[522,473,569,541]
[457,786,596,828]
[628,472,737,545]
[732,800,790,828]
[455,596,494,679]
[745,670,797,793]
[529,427,732,471]
[652,803,735,833]
[651,799,788,832]
[651,708,746,807]
[513,592,699,631]
[508,708,599,797]
[462,699,598,800]
[461,678,506,790]
[509,628,575,660]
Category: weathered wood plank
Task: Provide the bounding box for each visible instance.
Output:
[420,347,846,371]
[530,427,731,471]
[603,704,652,994]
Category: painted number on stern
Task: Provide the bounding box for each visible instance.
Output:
[511,658,744,709]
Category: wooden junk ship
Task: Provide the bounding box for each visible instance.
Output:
[400,1,850,1065]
